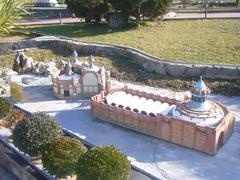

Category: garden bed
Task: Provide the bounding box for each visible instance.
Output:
[1,48,239,96]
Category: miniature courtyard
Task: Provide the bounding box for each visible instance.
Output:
[0,1,240,179]
[2,71,239,180]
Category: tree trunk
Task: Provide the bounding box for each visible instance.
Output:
[136,6,141,27]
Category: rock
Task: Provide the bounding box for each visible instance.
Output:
[33,61,60,76]
[165,63,189,77]
[0,78,10,97]
[155,63,167,76]
[0,68,18,77]
[44,62,60,76]
[13,52,34,73]
[143,62,155,73]
[21,77,37,85]
[184,64,203,77]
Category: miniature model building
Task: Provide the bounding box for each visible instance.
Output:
[91,77,235,155]
[52,51,110,99]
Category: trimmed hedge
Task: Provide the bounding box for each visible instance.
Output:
[12,112,62,157]
[41,136,87,178]
[76,145,131,180]
[0,97,13,119]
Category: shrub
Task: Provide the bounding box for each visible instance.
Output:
[12,112,62,157]
[76,145,131,180]
[5,109,25,128]
[57,0,65,4]
[41,136,87,179]
[10,82,25,102]
[0,97,13,119]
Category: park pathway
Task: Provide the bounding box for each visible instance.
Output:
[16,12,240,26]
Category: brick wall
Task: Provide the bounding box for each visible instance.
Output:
[91,89,235,155]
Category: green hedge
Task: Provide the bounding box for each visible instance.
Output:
[12,112,62,157]
[76,145,131,180]
[41,136,87,178]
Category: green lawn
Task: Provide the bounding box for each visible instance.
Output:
[29,20,240,65]
[0,31,35,41]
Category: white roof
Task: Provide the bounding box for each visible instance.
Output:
[106,91,174,116]
[58,73,80,81]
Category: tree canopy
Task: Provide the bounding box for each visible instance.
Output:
[66,0,172,25]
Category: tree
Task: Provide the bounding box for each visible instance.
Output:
[65,0,109,23]
[141,0,172,20]
[41,136,87,179]
[108,0,172,25]
[0,0,28,33]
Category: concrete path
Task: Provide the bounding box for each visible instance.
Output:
[12,74,240,180]
[16,12,240,26]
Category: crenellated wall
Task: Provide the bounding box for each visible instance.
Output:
[91,88,235,155]
[0,35,239,80]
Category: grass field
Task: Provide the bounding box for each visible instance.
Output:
[0,31,35,41]
[29,20,240,65]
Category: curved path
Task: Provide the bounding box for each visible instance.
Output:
[16,12,240,26]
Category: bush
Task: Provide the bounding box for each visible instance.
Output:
[12,112,62,157]
[57,0,65,4]
[5,109,25,128]
[76,145,131,180]
[0,97,13,119]
[41,136,87,179]
[10,82,25,102]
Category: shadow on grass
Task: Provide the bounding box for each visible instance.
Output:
[30,22,137,39]
[94,54,240,96]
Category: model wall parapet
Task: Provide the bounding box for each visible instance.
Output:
[91,80,235,155]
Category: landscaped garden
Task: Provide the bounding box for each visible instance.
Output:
[1,48,239,96]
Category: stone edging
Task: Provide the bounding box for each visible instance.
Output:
[0,34,239,80]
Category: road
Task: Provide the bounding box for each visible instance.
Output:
[16,12,240,26]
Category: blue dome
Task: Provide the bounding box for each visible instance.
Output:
[194,76,206,92]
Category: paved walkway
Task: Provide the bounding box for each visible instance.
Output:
[16,12,240,26]
[12,74,240,180]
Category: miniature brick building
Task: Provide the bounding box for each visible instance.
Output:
[52,51,110,99]
[91,77,235,155]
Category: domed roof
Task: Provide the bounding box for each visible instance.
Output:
[66,61,72,68]
[72,50,78,58]
[191,76,211,94]
[195,76,206,91]
[172,76,224,126]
